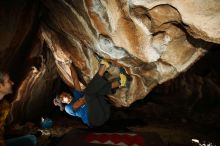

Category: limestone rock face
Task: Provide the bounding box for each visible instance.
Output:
[40,0,219,106]
[1,0,220,121]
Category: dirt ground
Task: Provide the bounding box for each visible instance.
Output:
[6,100,219,146]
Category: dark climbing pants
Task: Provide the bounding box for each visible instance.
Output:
[84,73,111,127]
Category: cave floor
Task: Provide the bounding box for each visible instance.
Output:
[7,101,219,146]
[34,114,219,146]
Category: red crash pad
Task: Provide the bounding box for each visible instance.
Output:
[55,129,165,146]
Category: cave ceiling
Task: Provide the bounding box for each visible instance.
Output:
[0,0,220,121]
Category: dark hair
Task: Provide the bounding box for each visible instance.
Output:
[0,71,7,84]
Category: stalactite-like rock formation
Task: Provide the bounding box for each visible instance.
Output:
[0,0,220,121]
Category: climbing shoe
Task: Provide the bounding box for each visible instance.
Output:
[119,67,128,88]
[119,73,127,87]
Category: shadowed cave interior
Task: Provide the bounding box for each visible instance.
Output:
[0,0,220,146]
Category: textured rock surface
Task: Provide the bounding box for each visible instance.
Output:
[9,31,60,122]
[0,0,39,71]
[40,0,218,106]
[131,0,220,43]
[0,0,220,121]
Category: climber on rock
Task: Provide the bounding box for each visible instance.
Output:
[53,59,128,127]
